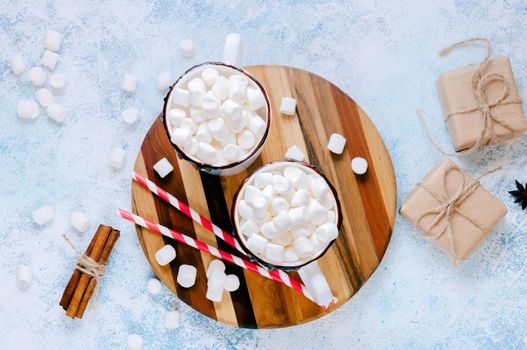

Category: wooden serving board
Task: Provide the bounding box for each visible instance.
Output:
[131,65,396,328]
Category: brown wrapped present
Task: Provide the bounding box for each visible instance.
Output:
[400,159,507,264]
[436,38,526,153]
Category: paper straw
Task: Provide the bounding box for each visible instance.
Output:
[117,209,321,306]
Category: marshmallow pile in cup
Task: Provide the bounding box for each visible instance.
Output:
[165,63,268,167]
[234,161,339,267]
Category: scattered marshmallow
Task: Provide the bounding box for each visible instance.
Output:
[280,97,297,115]
[127,334,144,350]
[153,157,173,178]
[70,211,91,233]
[49,73,66,89]
[10,55,25,75]
[177,264,197,288]
[40,50,59,70]
[32,205,54,225]
[351,157,368,175]
[35,88,53,107]
[121,73,137,93]
[121,107,140,125]
[17,264,32,285]
[44,29,62,52]
[327,133,347,154]
[147,278,162,295]
[206,259,225,278]
[206,270,226,302]
[224,274,240,292]
[155,245,176,266]
[179,38,194,58]
[157,71,172,91]
[28,67,47,87]
[17,100,40,120]
[164,310,180,330]
[108,147,126,170]
[223,33,243,67]
[46,103,66,123]
[206,284,224,302]
[285,145,305,161]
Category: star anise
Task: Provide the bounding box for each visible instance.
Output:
[509,180,527,210]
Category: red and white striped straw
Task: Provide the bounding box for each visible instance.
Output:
[117,209,320,305]
[133,171,248,257]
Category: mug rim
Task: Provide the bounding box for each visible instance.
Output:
[161,62,272,172]
[230,159,343,270]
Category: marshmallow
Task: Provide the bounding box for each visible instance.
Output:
[220,132,237,147]
[127,334,144,350]
[238,200,254,221]
[246,87,266,111]
[121,107,140,125]
[271,231,292,246]
[228,79,247,104]
[196,142,217,164]
[171,128,192,148]
[195,122,212,143]
[320,193,336,210]
[285,145,305,161]
[239,220,259,237]
[226,110,248,133]
[273,212,293,231]
[308,199,328,225]
[291,189,311,207]
[260,221,280,239]
[179,38,194,58]
[108,147,126,169]
[17,264,32,285]
[208,270,227,289]
[35,88,53,107]
[201,96,221,119]
[224,274,240,292]
[46,103,66,123]
[28,67,46,87]
[284,248,300,263]
[315,223,339,243]
[309,232,324,253]
[211,76,230,101]
[244,185,261,203]
[121,73,137,93]
[248,115,266,138]
[221,99,243,120]
[164,310,180,330]
[261,184,274,205]
[251,195,267,211]
[222,144,243,161]
[185,138,198,156]
[206,259,225,278]
[40,50,59,70]
[171,88,190,107]
[17,100,40,120]
[223,33,244,67]
[157,71,172,91]
[310,177,330,201]
[208,118,229,143]
[351,157,368,175]
[201,68,220,87]
[10,55,25,75]
[188,78,206,107]
[327,210,336,223]
[293,237,314,258]
[272,175,292,194]
[49,73,66,89]
[44,29,62,51]
[272,198,289,215]
[292,227,310,239]
[327,133,346,154]
[254,172,273,189]
[153,157,173,178]
[32,205,54,225]
[180,118,197,133]
[298,263,334,307]
[169,108,186,127]
[289,207,309,226]
[280,97,297,115]
[265,243,285,263]
[155,245,176,266]
[246,234,268,254]
[206,283,224,302]
[177,264,197,288]
[70,211,91,233]
[147,278,162,295]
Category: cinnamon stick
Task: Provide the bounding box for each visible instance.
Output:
[59,226,101,309]
[65,225,112,318]
[75,229,120,318]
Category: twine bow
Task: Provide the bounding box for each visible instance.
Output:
[63,234,105,309]
[419,37,523,156]
[415,164,501,265]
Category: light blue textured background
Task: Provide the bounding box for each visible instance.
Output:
[1,1,527,349]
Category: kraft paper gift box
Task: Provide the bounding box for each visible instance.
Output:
[437,56,527,151]
[400,159,507,264]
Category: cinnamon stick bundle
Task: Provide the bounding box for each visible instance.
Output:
[60,224,120,319]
